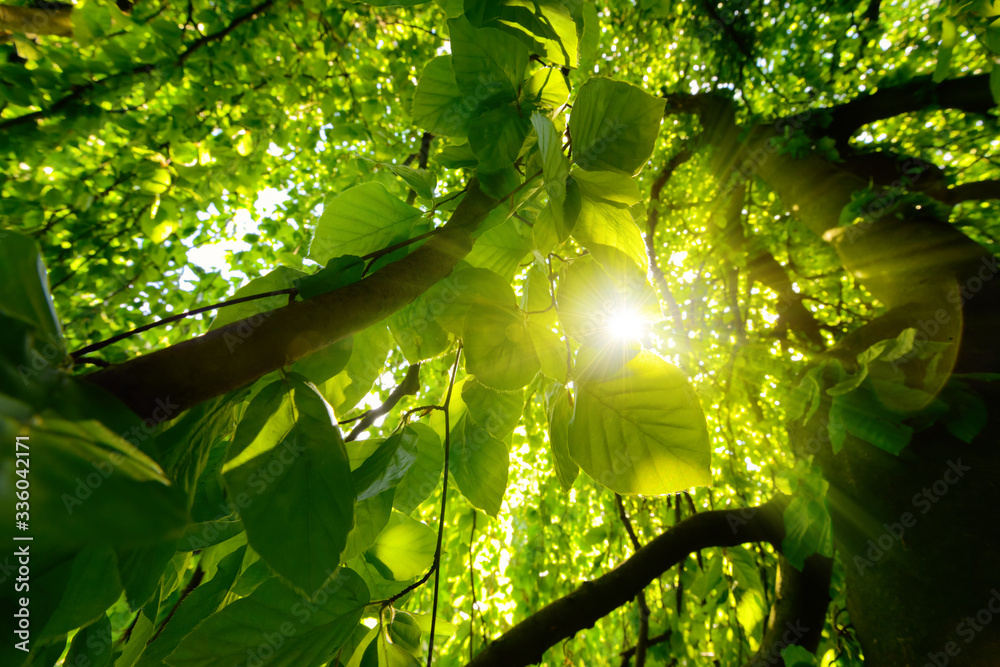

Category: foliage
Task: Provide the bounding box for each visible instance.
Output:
[1,0,999,665]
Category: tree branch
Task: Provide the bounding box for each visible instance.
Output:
[83,183,498,420]
[345,364,421,441]
[810,73,995,148]
[646,149,692,336]
[940,179,1000,205]
[466,497,791,667]
[742,554,833,667]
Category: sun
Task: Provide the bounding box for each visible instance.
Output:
[605,303,648,342]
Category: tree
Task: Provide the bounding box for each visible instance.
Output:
[2,0,999,665]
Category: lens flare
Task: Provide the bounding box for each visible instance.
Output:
[606,304,647,341]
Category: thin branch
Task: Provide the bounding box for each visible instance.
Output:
[375,347,461,616]
[646,149,692,336]
[469,511,478,662]
[428,344,463,667]
[345,364,421,441]
[148,565,204,643]
[70,289,298,359]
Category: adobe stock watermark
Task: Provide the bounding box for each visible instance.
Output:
[750,620,810,666]
[574,118,627,171]
[240,569,353,667]
[853,459,971,575]
[924,588,1000,667]
[441,73,506,134]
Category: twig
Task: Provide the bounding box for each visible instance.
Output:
[70,289,297,359]
[148,565,204,643]
[344,364,421,441]
[428,344,463,666]
[373,347,462,618]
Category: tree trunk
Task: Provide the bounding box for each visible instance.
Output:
[690,95,1000,665]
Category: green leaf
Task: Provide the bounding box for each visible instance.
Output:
[465,0,502,27]
[426,266,517,335]
[572,196,650,274]
[449,16,529,101]
[781,645,820,667]
[387,164,437,200]
[991,66,1000,106]
[387,611,422,654]
[496,0,579,67]
[296,256,366,300]
[209,266,304,330]
[569,350,710,495]
[464,302,541,390]
[166,570,369,667]
[38,547,123,642]
[736,588,766,638]
[2,418,188,549]
[464,217,534,280]
[448,413,509,516]
[393,423,444,514]
[522,68,569,110]
[556,256,659,344]
[137,548,247,667]
[64,612,113,667]
[223,379,355,593]
[781,493,833,571]
[470,104,531,171]
[837,384,913,456]
[577,1,599,71]
[461,376,524,437]
[387,293,453,363]
[569,77,665,175]
[547,385,578,490]
[411,56,472,138]
[0,231,63,349]
[365,512,436,580]
[290,337,354,386]
[308,183,423,264]
[342,489,395,562]
[435,141,479,168]
[571,167,642,206]
[527,319,569,382]
[353,429,420,500]
[322,322,393,414]
[532,112,570,209]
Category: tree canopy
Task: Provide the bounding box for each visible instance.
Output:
[2,0,1000,666]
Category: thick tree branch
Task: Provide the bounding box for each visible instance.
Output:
[807,74,995,148]
[84,183,498,420]
[0,4,72,36]
[939,178,1000,205]
[466,497,791,667]
[742,555,833,667]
